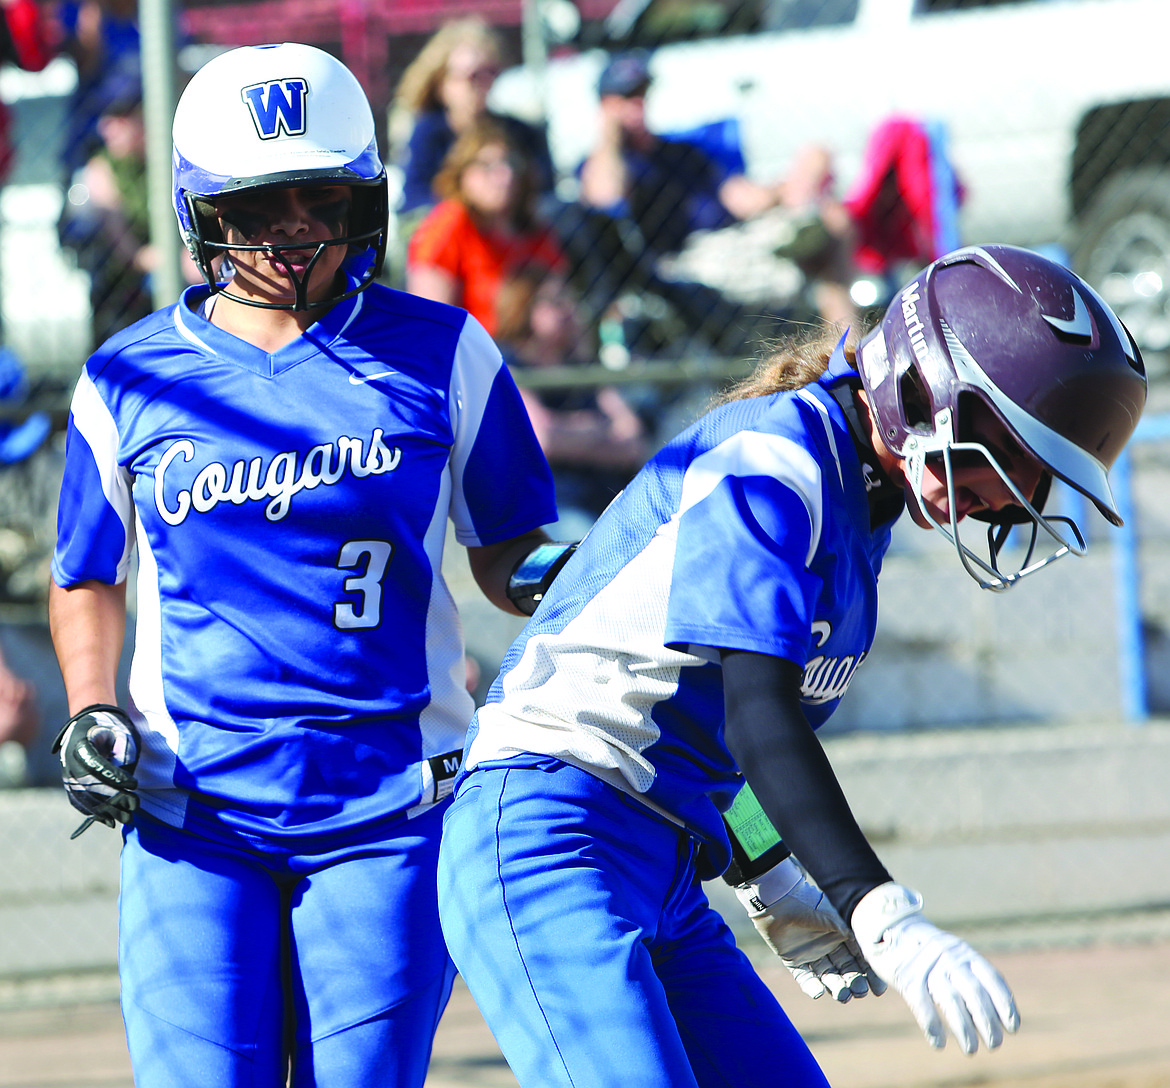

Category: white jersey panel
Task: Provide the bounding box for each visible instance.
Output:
[69,369,136,583]
[411,457,476,815]
[448,315,504,547]
[127,512,186,823]
[468,427,825,795]
[469,519,690,791]
[796,388,845,491]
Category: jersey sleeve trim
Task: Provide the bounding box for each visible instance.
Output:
[447,314,557,546]
[796,388,845,491]
[447,313,495,542]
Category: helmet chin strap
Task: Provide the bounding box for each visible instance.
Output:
[904,444,1087,592]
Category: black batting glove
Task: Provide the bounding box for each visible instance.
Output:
[51,704,141,839]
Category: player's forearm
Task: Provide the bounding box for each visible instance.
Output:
[467,530,551,614]
[48,578,127,713]
[721,649,891,924]
[540,417,647,467]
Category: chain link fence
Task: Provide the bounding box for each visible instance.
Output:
[3,0,1170,991]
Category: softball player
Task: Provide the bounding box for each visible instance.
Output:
[437,245,1147,1087]
[48,43,556,1088]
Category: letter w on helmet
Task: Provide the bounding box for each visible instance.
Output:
[242,79,309,139]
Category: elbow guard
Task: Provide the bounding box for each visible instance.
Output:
[507,541,578,616]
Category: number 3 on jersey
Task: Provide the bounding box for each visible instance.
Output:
[334,540,393,629]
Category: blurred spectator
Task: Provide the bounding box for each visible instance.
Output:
[59,74,203,346]
[0,336,49,472]
[53,0,142,185]
[579,50,786,258]
[0,346,55,631]
[0,0,53,354]
[389,16,554,279]
[566,49,857,342]
[0,642,38,758]
[59,77,152,344]
[406,118,566,336]
[843,114,966,287]
[496,265,649,540]
[0,0,54,177]
[0,3,63,785]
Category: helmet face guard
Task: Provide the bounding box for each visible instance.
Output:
[181,184,386,312]
[172,43,389,311]
[857,244,1147,590]
[905,422,1087,592]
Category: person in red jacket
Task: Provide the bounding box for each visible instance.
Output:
[0,0,53,179]
[0,0,53,461]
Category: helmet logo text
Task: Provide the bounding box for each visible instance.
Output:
[901,282,930,366]
[242,78,309,139]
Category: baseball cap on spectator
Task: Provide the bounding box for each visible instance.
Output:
[98,68,144,118]
[598,50,652,97]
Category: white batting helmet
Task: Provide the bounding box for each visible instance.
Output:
[172,42,388,309]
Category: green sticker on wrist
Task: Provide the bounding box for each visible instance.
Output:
[725,782,783,861]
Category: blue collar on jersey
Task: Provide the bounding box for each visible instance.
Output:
[821,331,905,530]
[823,331,858,384]
[175,275,365,368]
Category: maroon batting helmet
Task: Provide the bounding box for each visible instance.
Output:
[856,244,1146,588]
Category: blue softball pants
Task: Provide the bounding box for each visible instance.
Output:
[119,804,456,1088]
[437,758,830,1088]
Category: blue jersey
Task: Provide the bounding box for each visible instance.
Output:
[53,282,556,842]
[464,347,898,852]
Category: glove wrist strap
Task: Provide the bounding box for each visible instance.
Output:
[507,542,577,616]
[732,855,803,914]
[851,881,924,944]
[53,704,130,752]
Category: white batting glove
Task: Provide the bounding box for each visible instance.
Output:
[851,882,1020,1053]
[734,855,886,1002]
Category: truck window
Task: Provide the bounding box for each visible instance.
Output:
[917,0,1061,12]
[613,0,761,42]
[612,0,858,45]
[760,0,860,30]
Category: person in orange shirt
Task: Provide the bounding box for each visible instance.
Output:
[406,118,565,335]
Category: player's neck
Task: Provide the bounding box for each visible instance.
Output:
[853,386,902,482]
[209,291,330,352]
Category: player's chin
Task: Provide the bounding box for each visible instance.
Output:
[238,269,308,305]
[260,256,316,285]
[907,503,937,531]
[901,483,939,529]
[911,495,966,531]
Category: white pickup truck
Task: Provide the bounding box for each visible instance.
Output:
[492,0,1170,374]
